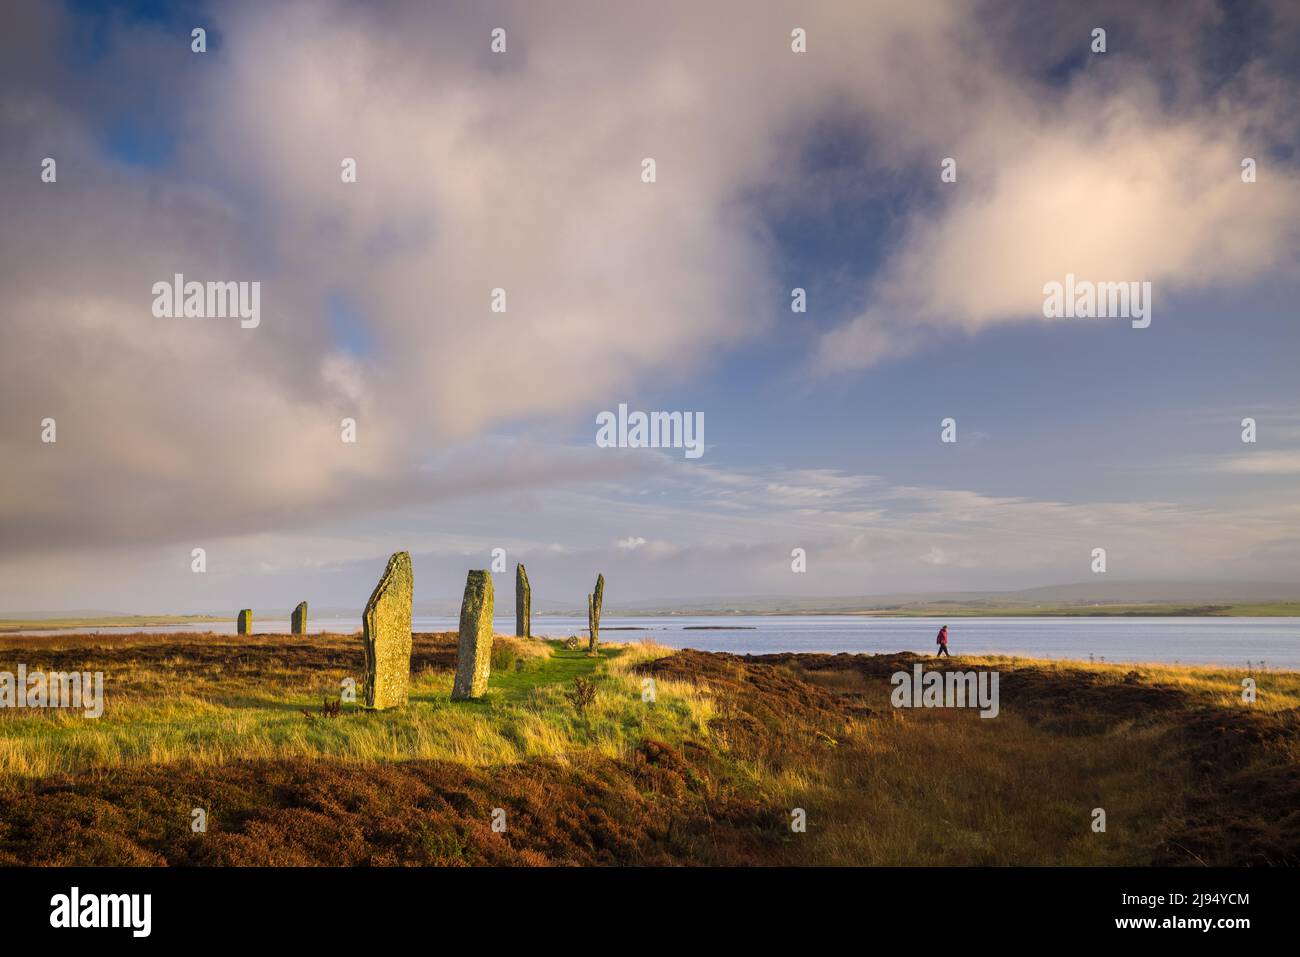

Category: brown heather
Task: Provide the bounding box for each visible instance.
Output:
[0,632,1295,865]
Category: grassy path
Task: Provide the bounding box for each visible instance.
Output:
[484,642,614,696]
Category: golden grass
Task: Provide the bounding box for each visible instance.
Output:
[1,633,1293,865]
[958,653,1300,711]
[754,709,1173,865]
[0,635,702,777]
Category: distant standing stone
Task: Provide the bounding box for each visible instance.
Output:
[452,570,494,701]
[291,601,308,635]
[237,609,252,635]
[362,551,413,710]
[515,563,531,638]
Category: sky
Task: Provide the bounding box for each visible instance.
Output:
[1,0,1298,614]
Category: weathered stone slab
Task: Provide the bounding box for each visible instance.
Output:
[362,551,413,710]
[291,601,308,635]
[237,609,252,635]
[452,570,494,700]
[515,563,530,638]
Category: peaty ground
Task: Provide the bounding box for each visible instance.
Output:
[0,631,1295,866]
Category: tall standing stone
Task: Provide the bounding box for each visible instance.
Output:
[362,551,413,710]
[291,601,308,635]
[452,570,494,701]
[515,563,530,638]
[237,609,252,635]
[587,573,605,654]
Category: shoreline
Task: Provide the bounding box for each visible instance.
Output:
[6,601,1300,632]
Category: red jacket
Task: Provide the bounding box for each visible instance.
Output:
[936,628,948,646]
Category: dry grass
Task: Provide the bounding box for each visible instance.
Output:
[0,632,701,776]
[739,651,1300,865]
[0,633,1294,865]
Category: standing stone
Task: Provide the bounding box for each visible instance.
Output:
[587,573,605,654]
[515,563,530,638]
[362,551,413,710]
[452,570,494,701]
[237,609,252,635]
[291,601,308,635]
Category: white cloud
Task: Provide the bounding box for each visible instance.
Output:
[1,0,1297,608]
[812,20,1300,372]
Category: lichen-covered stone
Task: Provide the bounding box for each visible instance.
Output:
[291,601,308,635]
[237,609,252,635]
[362,551,413,710]
[515,563,531,638]
[452,570,494,701]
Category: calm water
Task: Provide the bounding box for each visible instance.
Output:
[13,615,1300,669]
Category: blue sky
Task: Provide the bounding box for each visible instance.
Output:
[1,0,1298,612]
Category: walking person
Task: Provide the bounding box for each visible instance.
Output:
[936,624,950,657]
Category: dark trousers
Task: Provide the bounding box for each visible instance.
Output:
[937,644,949,656]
